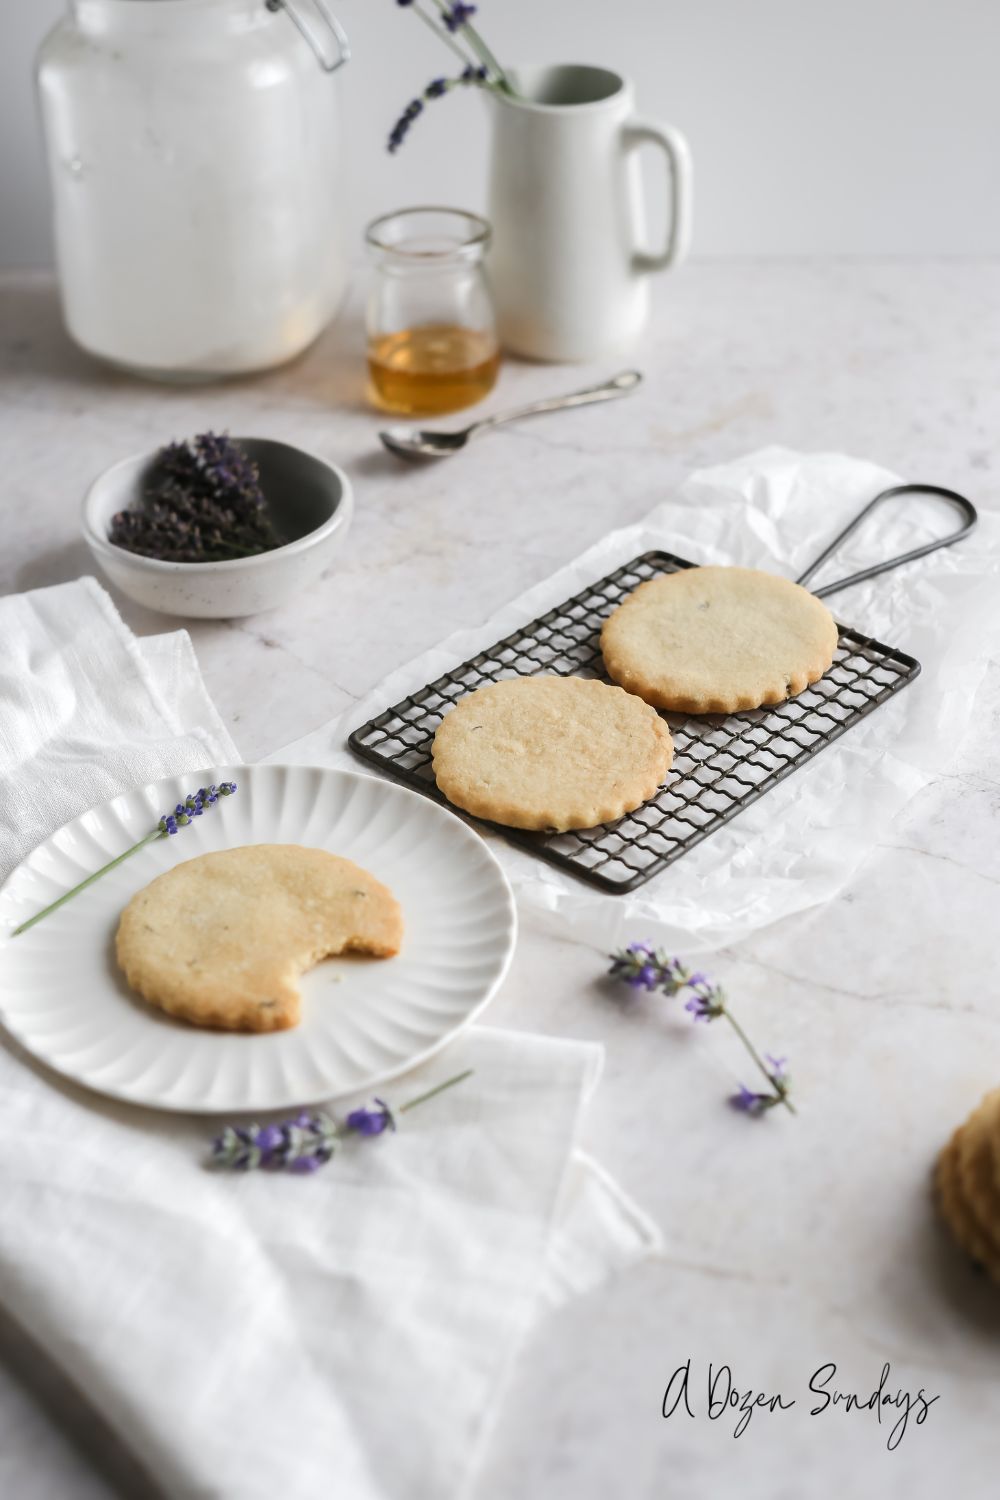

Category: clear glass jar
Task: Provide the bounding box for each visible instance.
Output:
[365,207,500,416]
[36,0,350,380]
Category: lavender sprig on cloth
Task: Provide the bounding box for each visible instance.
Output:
[210,1069,473,1173]
[11,782,237,937]
[608,944,794,1117]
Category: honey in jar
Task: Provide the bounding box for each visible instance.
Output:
[367,324,500,416]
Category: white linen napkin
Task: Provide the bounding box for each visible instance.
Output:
[0,579,659,1500]
[0,575,239,864]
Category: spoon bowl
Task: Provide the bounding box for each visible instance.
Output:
[380,427,469,461]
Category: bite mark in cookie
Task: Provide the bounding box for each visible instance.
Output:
[116,844,402,1032]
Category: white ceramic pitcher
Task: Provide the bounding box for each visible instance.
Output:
[486,64,692,362]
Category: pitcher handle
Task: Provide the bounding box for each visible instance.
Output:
[626,119,693,272]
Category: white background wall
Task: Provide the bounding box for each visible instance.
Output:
[3,0,1000,269]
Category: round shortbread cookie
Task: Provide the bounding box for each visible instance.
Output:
[935,1129,1000,1283]
[958,1089,1000,1254]
[431,675,674,832]
[601,566,839,714]
[116,844,402,1033]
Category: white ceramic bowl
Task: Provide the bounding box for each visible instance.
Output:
[82,437,353,618]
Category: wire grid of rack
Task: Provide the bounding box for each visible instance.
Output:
[347,550,920,894]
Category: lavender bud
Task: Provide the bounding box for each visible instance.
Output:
[444,2,477,32]
[345,1098,396,1136]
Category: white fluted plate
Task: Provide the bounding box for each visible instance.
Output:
[0,765,517,1113]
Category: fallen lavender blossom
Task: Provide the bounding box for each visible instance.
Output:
[608,944,794,1117]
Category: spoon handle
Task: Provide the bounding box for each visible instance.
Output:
[469,370,642,435]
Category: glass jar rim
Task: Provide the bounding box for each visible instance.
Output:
[364,207,491,265]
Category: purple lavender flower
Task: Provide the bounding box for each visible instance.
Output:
[444,2,477,30]
[254,1123,286,1158]
[346,1098,396,1136]
[109,434,279,564]
[389,0,512,150]
[729,1052,791,1116]
[209,1072,471,1174]
[211,1112,338,1172]
[608,944,690,996]
[610,945,726,1015]
[14,779,240,937]
[607,944,796,1119]
[387,65,491,153]
[158,780,236,834]
[288,1153,328,1174]
[729,1085,773,1116]
[388,97,424,152]
[684,990,723,1022]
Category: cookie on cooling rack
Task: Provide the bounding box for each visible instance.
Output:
[600,566,839,714]
[116,845,402,1032]
[431,675,673,832]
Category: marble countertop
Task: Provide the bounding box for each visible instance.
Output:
[2,262,1000,1499]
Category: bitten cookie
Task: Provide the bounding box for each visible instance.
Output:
[431,675,673,832]
[116,844,403,1032]
[601,566,839,714]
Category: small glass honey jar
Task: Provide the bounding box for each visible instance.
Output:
[365,207,500,416]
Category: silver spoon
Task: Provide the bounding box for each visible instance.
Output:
[379,369,643,462]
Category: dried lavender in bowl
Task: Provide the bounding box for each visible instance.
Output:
[109,432,283,563]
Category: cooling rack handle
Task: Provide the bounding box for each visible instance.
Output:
[795,483,978,599]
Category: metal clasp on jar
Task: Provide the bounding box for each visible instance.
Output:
[266,0,351,72]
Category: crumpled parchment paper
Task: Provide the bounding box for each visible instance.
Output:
[273,448,1000,954]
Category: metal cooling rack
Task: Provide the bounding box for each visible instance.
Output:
[348,484,977,894]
